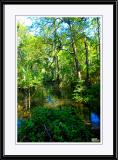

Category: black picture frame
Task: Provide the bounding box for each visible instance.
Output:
[0,0,117,159]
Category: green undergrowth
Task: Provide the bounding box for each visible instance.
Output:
[18,106,92,142]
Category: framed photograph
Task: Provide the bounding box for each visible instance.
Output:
[1,0,117,159]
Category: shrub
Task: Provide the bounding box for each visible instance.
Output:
[73,80,100,114]
[18,106,92,142]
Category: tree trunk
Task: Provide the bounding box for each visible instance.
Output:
[84,37,89,87]
[28,88,30,109]
[24,97,28,110]
[71,42,78,77]
[24,89,28,110]
[68,21,81,80]
[56,54,60,82]
[53,19,60,96]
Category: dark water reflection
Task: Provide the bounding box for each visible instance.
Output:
[18,85,100,131]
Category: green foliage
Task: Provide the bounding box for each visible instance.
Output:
[18,106,92,142]
[73,80,100,113]
[73,80,88,103]
[17,17,100,91]
[17,17,100,142]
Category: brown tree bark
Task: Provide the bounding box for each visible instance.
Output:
[84,36,89,87]
[66,19,81,80]
[28,88,31,109]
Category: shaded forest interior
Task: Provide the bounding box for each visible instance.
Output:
[17,17,100,142]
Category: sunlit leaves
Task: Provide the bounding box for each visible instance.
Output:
[17,17,100,110]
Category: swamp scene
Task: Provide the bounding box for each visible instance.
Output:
[17,17,100,142]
